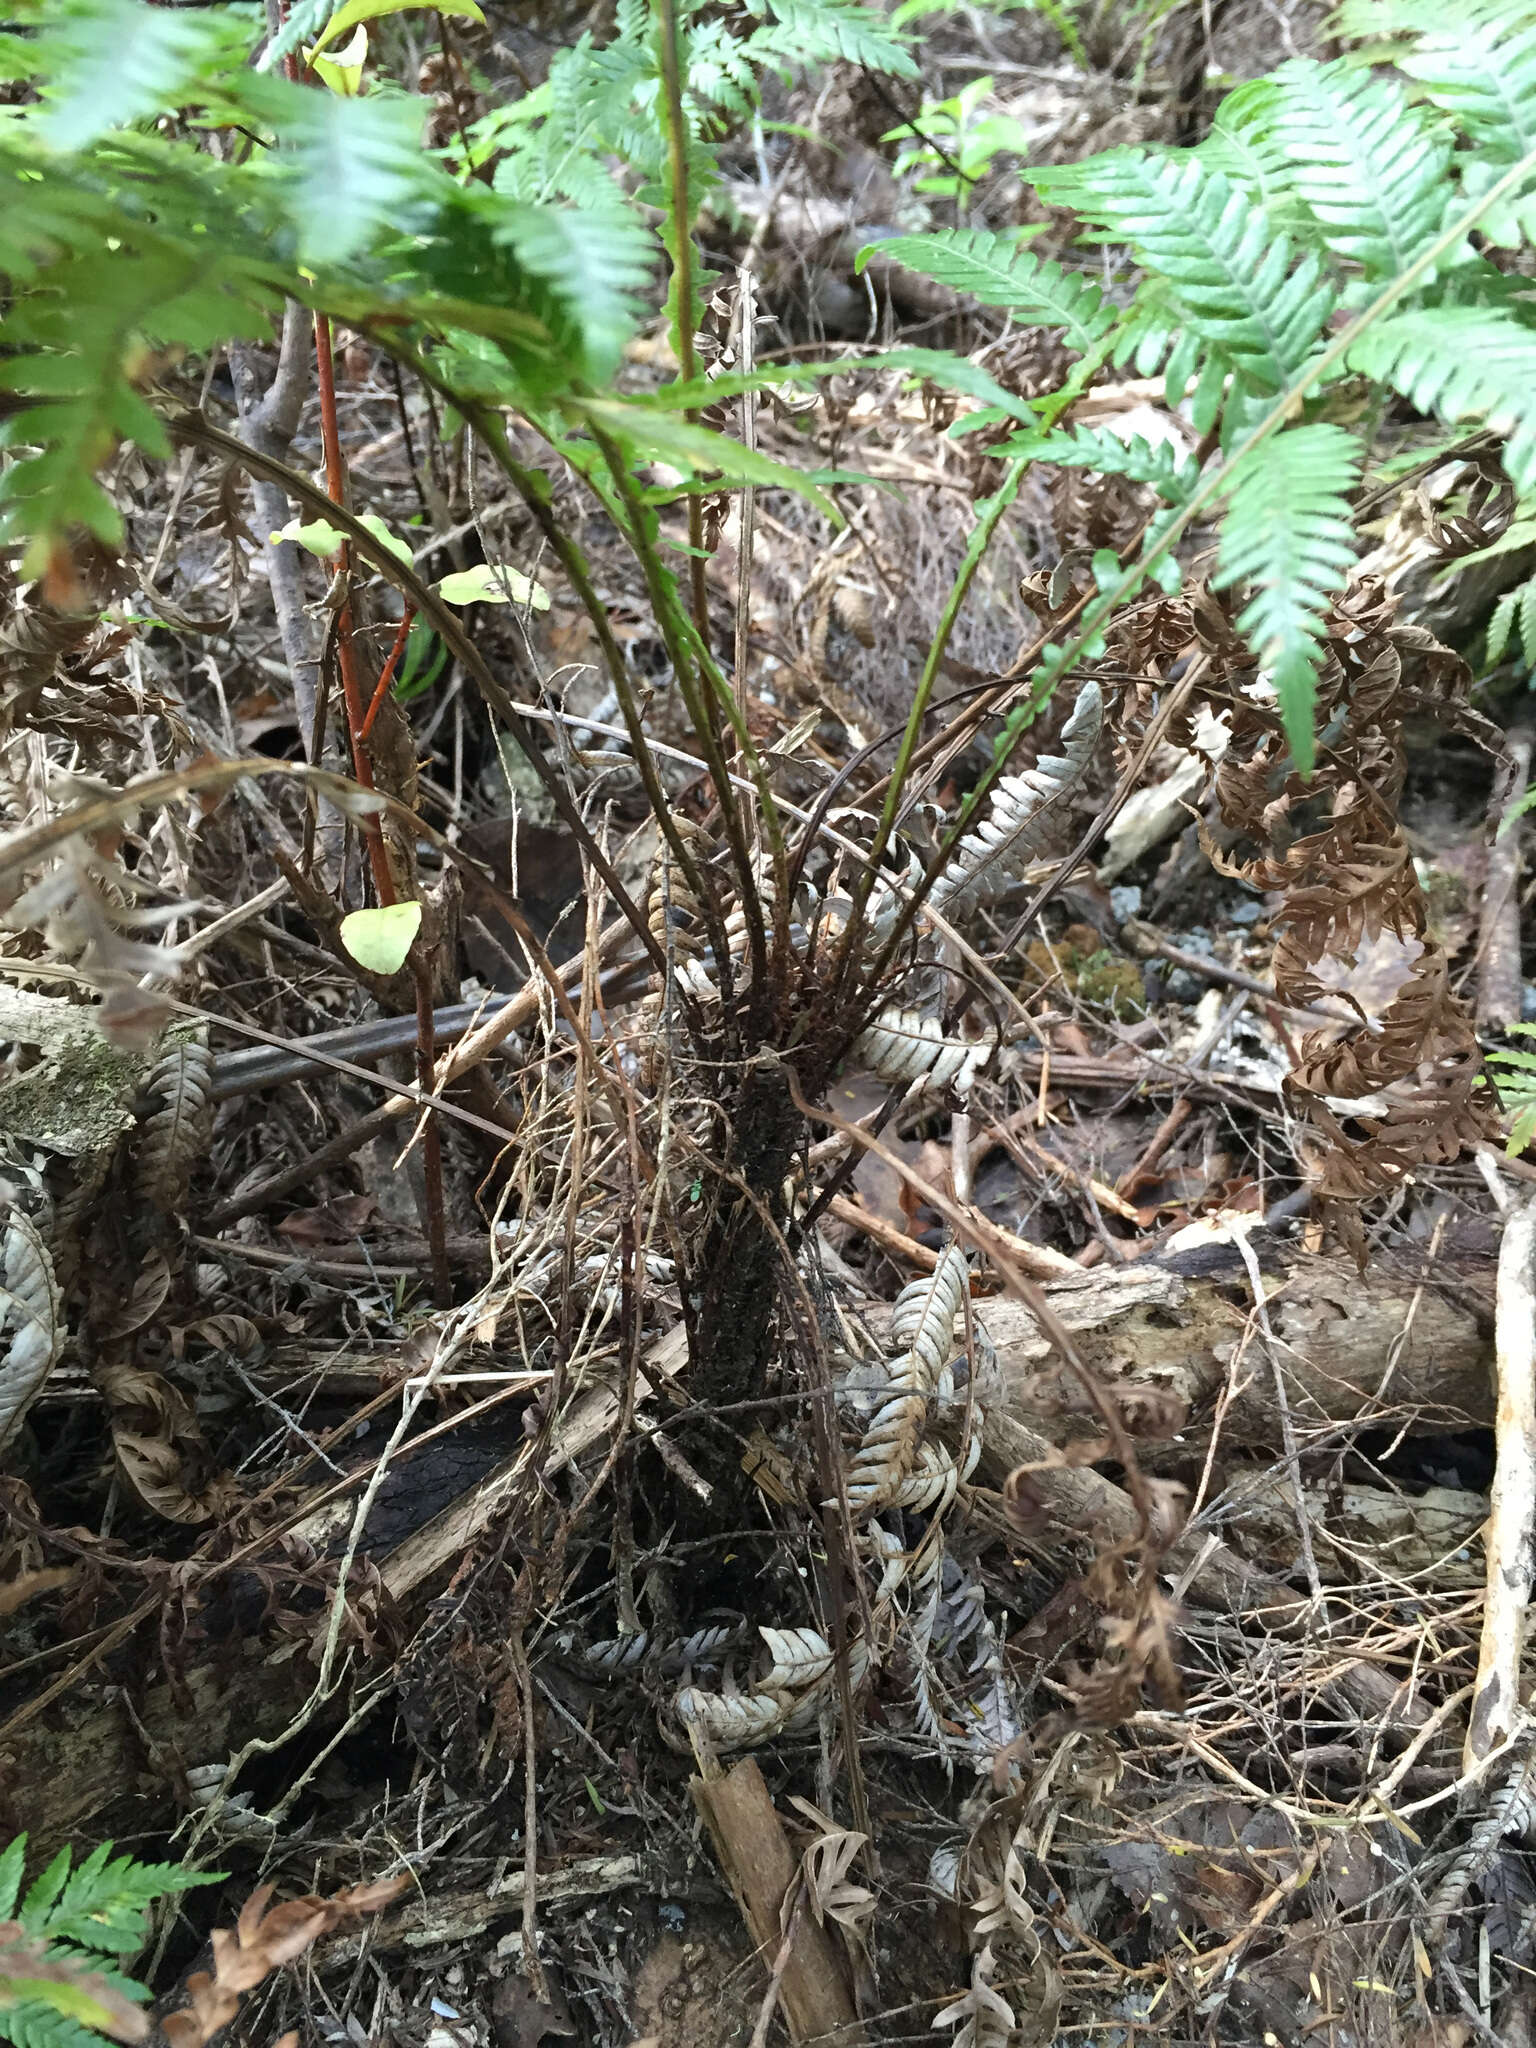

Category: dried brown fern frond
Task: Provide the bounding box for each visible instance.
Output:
[1145,575,1500,1225]
[133,1035,214,1215]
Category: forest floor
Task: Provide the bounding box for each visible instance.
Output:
[4,4,1535,2047]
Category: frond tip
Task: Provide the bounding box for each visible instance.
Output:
[1213,424,1362,773]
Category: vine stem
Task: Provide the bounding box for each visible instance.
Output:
[653,0,713,657]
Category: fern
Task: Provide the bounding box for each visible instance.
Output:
[1213,425,1363,771]
[884,4,1536,755]
[863,232,1116,355]
[1487,1025,1536,1154]
[0,1835,220,2048]
[1264,59,1452,278]
[1035,150,1335,400]
[986,422,1200,502]
[749,0,917,76]
[1198,77,1305,227]
[1346,307,1536,495]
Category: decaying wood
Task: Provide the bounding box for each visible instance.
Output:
[314,1853,649,1967]
[1466,1192,1536,1770]
[973,1243,1493,1448]
[692,1759,865,2047]
[0,1326,690,1855]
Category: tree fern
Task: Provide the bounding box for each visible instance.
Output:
[1213,425,1363,772]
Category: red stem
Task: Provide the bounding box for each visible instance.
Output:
[358,604,416,743]
[313,309,396,905]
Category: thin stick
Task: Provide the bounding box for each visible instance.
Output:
[413,952,451,1305]
[1466,1191,1536,1770]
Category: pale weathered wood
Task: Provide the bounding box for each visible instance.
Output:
[884,1246,1492,1448]
[692,1759,865,2047]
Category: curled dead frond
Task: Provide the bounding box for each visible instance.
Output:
[843,1245,968,1516]
[1193,582,1495,1224]
[134,1035,214,1214]
[673,1626,870,1750]
[0,1191,63,1457]
[931,1944,1019,2048]
[161,1876,408,2048]
[929,680,1102,918]
[853,1004,989,1103]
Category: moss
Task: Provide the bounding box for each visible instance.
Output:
[1021,923,1146,1019]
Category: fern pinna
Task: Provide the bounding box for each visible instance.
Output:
[0,1834,218,2048]
[881,0,1536,769]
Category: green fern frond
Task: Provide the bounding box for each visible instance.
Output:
[490,200,654,384]
[1392,0,1536,164]
[1199,77,1305,226]
[861,231,1115,355]
[749,0,917,77]
[1265,59,1453,276]
[24,0,241,151]
[1346,306,1536,493]
[989,423,1201,502]
[1486,575,1536,668]
[1032,150,1335,393]
[1213,423,1363,771]
[0,1835,220,2048]
[272,86,430,266]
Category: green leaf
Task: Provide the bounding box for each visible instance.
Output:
[340,901,422,974]
[307,24,368,96]
[860,231,1114,355]
[436,563,550,609]
[310,0,485,59]
[569,397,839,518]
[1212,423,1364,772]
[271,512,410,562]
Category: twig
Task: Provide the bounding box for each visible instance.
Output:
[413,951,451,1305]
[1476,728,1532,1033]
[1466,1190,1536,1770]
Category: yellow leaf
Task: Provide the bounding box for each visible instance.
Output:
[307,24,368,94]
[340,900,422,974]
[309,0,485,60]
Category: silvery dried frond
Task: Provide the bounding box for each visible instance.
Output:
[929,681,1102,919]
[673,1626,870,1750]
[842,1247,968,1516]
[931,1945,1016,2048]
[853,1005,990,1103]
[6,837,199,1009]
[0,1195,62,1455]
